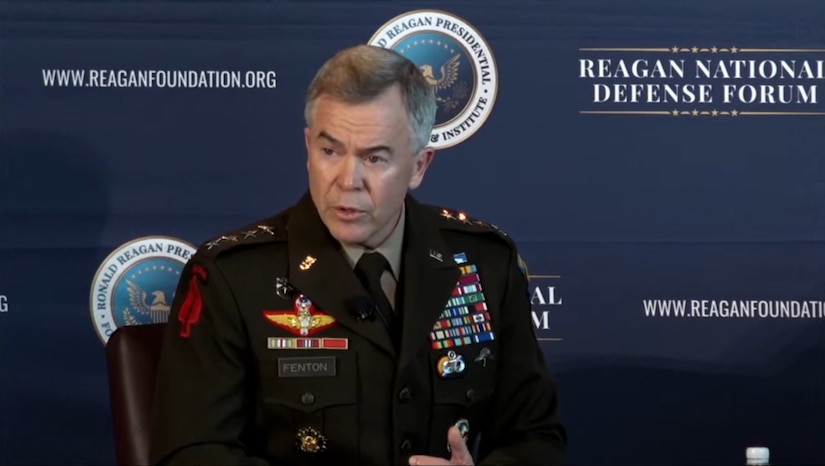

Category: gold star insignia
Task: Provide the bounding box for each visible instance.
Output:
[711,46,718,53]
[711,109,719,116]
[691,109,699,116]
[731,46,738,53]
[440,209,455,220]
[691,46,699,53]
[671,46,679,53]
[672,109,679,116]
[731,109,739,116]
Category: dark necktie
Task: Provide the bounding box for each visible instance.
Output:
[354,251,398,342]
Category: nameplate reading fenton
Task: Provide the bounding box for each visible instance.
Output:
[278,356,337,378]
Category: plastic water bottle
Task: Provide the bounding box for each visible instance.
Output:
[746,447,769,465]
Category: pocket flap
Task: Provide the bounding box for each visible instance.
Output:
[260,351,357,413]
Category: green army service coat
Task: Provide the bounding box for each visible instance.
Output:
[149,192,566,466]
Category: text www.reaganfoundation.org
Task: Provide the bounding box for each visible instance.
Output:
[643,299,825,318]
[42,69,277,89]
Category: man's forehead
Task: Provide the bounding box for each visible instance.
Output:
[315,86,405,110]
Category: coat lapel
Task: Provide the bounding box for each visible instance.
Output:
[285,192,395,356]
[398,196,460,369]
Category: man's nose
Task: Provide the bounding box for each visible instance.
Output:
[338,155,364,190]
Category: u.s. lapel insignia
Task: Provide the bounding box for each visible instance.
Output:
[263,294,336,336]
[299,255,317,271]
[295,426,327,454]
[275,277,295,300]
[436,350,466,378]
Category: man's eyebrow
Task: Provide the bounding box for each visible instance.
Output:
[318,130,394,156]
[318,130,342,146]
[357,144,393,156]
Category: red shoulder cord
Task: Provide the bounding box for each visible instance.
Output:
[178,264,208,338]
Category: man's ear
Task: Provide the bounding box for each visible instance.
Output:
[408,147,435,190]
[304,127,311,170]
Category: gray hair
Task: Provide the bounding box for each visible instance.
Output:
[304,44,436,155]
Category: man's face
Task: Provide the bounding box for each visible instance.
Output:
[305,86,434,249]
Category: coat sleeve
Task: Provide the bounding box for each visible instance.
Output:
[148,255,269,466]
[476,245,567,465]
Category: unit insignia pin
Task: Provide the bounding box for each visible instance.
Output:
[295,426,327,454]
[275,277,294,300]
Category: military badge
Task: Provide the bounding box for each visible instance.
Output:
[295,426,327,454]
[267,337,348,350]
[299,255,317,271]
[429,253,496,350]
[474,347,494,367]
[275,277,294,300]
[263,294,336,336]
[436,350,466,378]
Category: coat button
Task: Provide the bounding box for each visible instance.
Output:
[398,387,412,402]
[400,439,412,453]
[301,392,315,405]
[465,388,475,401]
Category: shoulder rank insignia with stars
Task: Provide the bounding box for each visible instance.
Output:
[263,294,336,336]
[436,207,510,239]
[200,217,287,258]
[435,207,530,280]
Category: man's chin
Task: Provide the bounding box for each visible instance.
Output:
[327,226,368,246]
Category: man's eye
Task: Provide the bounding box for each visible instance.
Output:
[322,148,335,156]
[366,155,384,164]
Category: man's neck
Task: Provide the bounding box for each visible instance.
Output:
[339,202,406,279]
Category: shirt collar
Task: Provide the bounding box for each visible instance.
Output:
[339,202,405,280]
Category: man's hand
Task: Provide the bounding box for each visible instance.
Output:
[409,426,474,465]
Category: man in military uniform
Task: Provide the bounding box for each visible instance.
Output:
[149,44,566,466]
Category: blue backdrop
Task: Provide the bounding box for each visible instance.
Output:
[2,1,824,464]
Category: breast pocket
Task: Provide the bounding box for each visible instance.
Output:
[259,351,358,460]
[428,345,497,455]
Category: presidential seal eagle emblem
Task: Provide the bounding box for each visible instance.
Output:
[90,236,196,344]
[368,10,499,149]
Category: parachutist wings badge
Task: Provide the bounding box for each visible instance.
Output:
[263,294,336,336]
